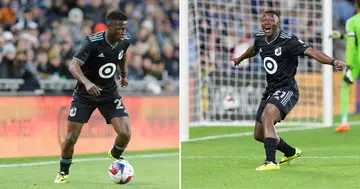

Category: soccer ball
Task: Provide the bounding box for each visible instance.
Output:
[108,159,134,184]
[222,95,239,111]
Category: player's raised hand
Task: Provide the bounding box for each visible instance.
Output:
[119,77,128,88]
[333,60,346,71]
[84,81,102,96]
[230,57,242,66]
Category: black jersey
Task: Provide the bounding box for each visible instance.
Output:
[253,29,310,93]
[73,31,130,95]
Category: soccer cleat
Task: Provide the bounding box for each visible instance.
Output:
[108,149,124,161]
[255,161,280,171]
[54,171,68,184]
[279,148,302,165]
[335,123,350,133]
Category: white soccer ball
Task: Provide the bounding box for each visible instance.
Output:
[108,159,134,184]
[222,95,239,111]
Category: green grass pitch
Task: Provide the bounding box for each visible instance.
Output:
[0,149,179,189]
[181,115,360,189]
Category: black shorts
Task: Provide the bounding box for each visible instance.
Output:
[256,83,299,123]
[67,91,128,124]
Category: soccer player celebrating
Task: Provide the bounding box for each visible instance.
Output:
[330,0,360,133]
[231,10,346,171]
[54,10,131,183]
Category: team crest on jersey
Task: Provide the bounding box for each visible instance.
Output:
[118,50,124,60]
[69,106,77,117]
[275,47,282,56]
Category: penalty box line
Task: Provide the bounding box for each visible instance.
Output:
[186,120,360,143]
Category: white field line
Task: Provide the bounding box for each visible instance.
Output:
[186,126,325,142]
[0,152,178,168]
[185,120,360,143]
[182,155,360,159]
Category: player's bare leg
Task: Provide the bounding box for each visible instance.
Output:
[253,121,265,142]
[55,121,84,183]
[258,104,281,169]
[108,117,131,160]
[255,104,280,170]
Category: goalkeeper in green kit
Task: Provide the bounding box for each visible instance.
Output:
[330,0,360,132]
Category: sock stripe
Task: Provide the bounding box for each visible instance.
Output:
[114,145,126,150]
[60,157,72,164]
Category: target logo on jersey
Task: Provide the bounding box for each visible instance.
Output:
[99,63,116,78]
[263,57,278,74]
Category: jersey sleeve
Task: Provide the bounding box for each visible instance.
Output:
[345,18,356,67]
[252,30,264,53]
[289,35,311,56]
[252,37,261,54]
[123,34,131,53]
[73,38,92,64]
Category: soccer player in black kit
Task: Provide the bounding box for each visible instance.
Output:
[231,10,346,171]
[54,10,132,183]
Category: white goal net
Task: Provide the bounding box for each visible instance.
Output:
[185,0,333,131]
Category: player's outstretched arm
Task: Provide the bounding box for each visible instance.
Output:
[305,48,346,71]
[69,58,102,96]
[231,46,257,66]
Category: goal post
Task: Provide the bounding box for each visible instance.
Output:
[322,0,333,127]
[181,0,333,141]
[180,0,189,142]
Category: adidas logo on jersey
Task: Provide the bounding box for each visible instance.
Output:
[98,53,105,57]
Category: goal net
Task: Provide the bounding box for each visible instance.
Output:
[186,0,333,130]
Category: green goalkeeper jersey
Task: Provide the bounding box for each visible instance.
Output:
[345,12,360,67]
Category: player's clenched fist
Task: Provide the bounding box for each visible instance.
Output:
[333,60,346,71]
[84,81,102,96]
[119,77,128,87]
[230,57,242,66]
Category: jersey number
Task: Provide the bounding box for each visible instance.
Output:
[263,57,278,74]
[272,90,294,106]
[99,63,116,78]
[114,99,124,109]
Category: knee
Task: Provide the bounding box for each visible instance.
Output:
[118,130,131,142]
[65,133,79,146]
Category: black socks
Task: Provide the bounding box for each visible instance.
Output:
[60,157,72,175]
[111,145,126,159]
[264,138,277,163]
[276,137,296,157]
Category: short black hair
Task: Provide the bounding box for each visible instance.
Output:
[107,10,127,22]
[263,10,280,19]
[263,10,280,25]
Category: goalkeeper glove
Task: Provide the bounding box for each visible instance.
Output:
[344,66,354,84]
[329,30,343,40]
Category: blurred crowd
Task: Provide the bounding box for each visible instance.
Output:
[0,0,179,93]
